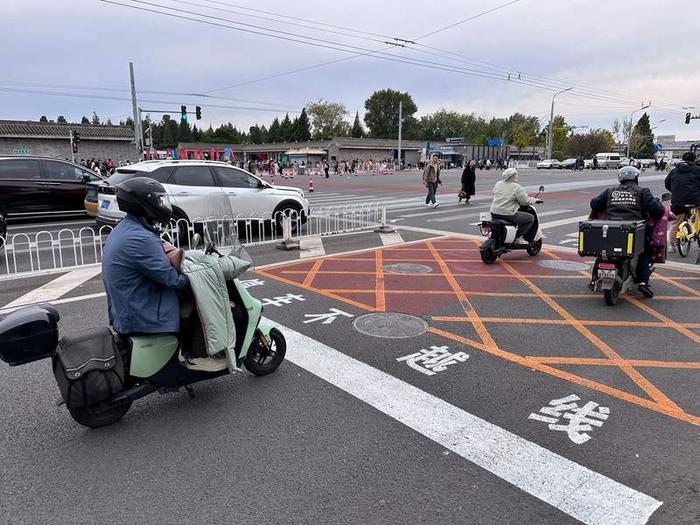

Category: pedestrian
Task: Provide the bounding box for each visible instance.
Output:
[460,159,477,204]
[422,154,441,208]
[592,156,598,170]
[323,159,329,178]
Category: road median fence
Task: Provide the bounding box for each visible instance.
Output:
[0,204,385,279]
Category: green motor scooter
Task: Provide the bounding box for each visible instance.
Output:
[0,233,285,428]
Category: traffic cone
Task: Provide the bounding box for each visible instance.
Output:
[308,178,314,192]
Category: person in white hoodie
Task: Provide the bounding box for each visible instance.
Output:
[490,167,539,242]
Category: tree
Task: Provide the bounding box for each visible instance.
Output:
[539,115,570,159]
[178,119,192,142]
[307,99,349,139]
[630,112,654,158]
[106,118,113,126]
[268,117,281,142]
[505,113,539,149]
[351,111,365,138]
[160,115,178,148]
[81,116,90,124]
[249,124,264,144]
[56,115,67,124]
[191,125,201,142]
[125,116,134,128]
[280,113,293,142]
[91,112,101,125]
[294,107,311,141]
[565,129,615,158]
[418,109,469,141]
[39,116,48,123]
[364,89,418,139]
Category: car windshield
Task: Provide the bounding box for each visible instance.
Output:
[106,170,140,186]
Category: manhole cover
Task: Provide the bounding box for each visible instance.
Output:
[538,259,590,271]
[353,312,428,339]
[383,263,433,274]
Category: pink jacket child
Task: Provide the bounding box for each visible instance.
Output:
[647,196,675,263]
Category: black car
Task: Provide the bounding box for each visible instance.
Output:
[0,157,105,235]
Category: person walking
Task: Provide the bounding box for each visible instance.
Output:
[422,154,441,208]
[323,159,329,178]
[460,159,477,204]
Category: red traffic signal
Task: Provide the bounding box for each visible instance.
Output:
[686,112,692,124]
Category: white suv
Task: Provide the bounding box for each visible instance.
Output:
[96,160,308,229]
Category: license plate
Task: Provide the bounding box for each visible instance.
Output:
[598,269,616,279]
[100,200,110,209]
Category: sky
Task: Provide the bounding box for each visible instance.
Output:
[2,0,699,140]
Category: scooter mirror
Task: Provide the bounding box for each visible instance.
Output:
[191,233,203,249]
[539,185,545,192]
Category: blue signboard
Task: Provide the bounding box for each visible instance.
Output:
[654,143,663,151]
[487,138,503,146]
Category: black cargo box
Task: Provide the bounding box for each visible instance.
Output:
[0,305,60,366]
[578,219,646,257]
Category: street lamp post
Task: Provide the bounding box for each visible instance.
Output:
[626,104,650,159]
[546,87,572,160]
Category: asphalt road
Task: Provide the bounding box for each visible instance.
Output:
[0,168,699,524]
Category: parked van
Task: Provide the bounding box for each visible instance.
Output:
[594,153,621,169]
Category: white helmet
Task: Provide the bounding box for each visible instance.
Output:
[618,166,640,183]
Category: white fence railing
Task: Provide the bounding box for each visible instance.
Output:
[0,204,384,278]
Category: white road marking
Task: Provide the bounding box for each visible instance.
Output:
[273,320,662,525]
[399,203,489,219]
[0,292,107,315]
[303,308,354,325]
[3,266,103,309]
[379,231,404,246]
[299,236,326,259]
[539,215,589,230]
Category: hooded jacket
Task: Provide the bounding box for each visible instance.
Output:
[664,161,700,215]
[490,169,536,215]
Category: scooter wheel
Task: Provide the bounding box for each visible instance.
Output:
[480,249,498,264]
[603,282,620,306]
[68,400,132,429]
[526,239,542,256]
[245,328,286,376]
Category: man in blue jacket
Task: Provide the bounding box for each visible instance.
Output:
[102,178,227,372]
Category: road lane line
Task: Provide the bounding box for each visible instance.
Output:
[272,320,663,525]
[3,266,103,309]
[0,292,107,315]
[539,215,589,230]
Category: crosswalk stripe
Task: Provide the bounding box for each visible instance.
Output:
[400,203,487,219]
[299,236,326,259]
[3,266,102,309]
[274,320,663,525]
[379,231,404,246]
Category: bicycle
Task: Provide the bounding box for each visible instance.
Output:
[675,205,700,257]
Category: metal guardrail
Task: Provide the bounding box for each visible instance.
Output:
[0,204,384,278]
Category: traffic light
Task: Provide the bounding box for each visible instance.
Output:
[73,131,80,144]
[685,112,691,124]
[181,105,188,122]
[195,106,202,120]
[71,131,80,154]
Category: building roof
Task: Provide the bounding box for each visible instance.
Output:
[0,120,134,141]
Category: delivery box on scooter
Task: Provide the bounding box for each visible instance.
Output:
[578,219,646,257]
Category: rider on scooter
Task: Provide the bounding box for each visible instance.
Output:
[589,166,663,297]
[102,178,228,372]
[490,167,540,244]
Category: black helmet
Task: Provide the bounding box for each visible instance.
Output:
[116,177,172,224]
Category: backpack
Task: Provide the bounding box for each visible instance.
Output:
[53,328,125,409]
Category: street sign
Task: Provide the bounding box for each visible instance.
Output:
[655,143,663,151]
[12,149,31,155]
[487,138,503,146]
[445,137,464,144]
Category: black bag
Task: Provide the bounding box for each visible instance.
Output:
[53,328,125,409]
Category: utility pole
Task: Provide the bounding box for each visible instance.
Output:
[626,103,651,159]
[129,61,143,159]
[69,129,75,163]
[546,87,572,160]
[397,101,403,170]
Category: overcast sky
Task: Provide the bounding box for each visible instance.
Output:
[3,0,699,140]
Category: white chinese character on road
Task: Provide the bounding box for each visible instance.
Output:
[303,308,354,325]
[528,394,610,444]
[396,346,469,376]
[261,293,305,307]
[241,278,265,288]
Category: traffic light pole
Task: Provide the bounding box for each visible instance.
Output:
[69,129,75,164]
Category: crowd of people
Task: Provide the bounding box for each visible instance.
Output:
[74,158,133,177]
